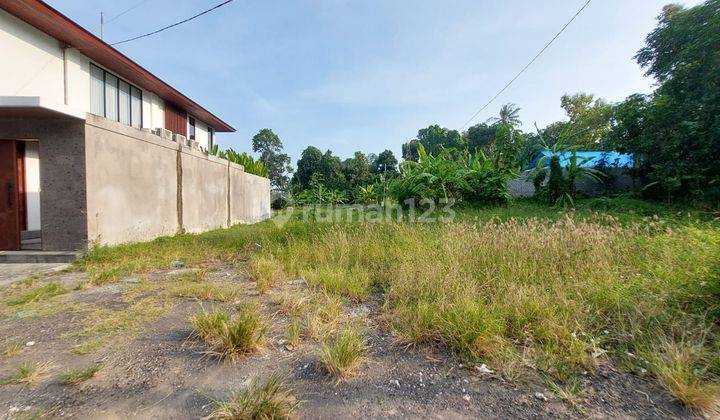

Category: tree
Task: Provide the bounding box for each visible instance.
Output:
[251,128,291,188]
[464,123,497,155]
[559,93,613,148]
[613,1,720,199]
[402,125,465,161]
[292,146,323,190]
[402,139,421,162]
[489,103,521,127]
[373,150,399,176]
[318,150,346,191]
[342,151,374,190]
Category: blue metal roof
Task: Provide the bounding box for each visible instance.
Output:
[529,150,634,170]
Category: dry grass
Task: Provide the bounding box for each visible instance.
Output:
[320,325,367,380]
[257,216,720,410]
[250,255,287,294]
[2,339,23,358]
[190,304,267,360]
[207,372,299,419]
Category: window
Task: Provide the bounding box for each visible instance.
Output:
[89,63,143,128]
[188,117,196,140]
[118,80,131,125]
[104,73,118,121]
[131,87,142,128]
[90,65,104,115]
[208,127,214,149]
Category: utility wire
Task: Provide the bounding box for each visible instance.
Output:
[110,0,234,46]
[104,0,153,25]
[459,0,593,130]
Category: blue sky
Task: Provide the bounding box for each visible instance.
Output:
[49,0,703,165]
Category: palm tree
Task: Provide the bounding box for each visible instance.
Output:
[489,103,521,127]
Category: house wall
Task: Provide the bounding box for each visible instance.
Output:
[84,115,270,247]
[0,117,88,251]
[0,9,167,131]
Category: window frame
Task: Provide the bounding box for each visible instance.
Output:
[90,63,143,128]
[188,117,196,140]
[208,127,214,149]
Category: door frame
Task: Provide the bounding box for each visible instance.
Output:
[1,140,23,251]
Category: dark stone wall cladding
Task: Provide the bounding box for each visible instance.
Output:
[0,117,88,251]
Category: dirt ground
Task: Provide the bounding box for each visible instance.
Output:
[0,262,698,419]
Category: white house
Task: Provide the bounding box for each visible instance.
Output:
[0,0,270,252]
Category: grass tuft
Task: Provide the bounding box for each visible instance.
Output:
[250,255,286,294]
[61,364,102,384]
[191,304,267,360]
[320,325,366,380]
[207,372,299,420]
[2,361,51,385]
[2,339,23,358]
[287,318,302,347]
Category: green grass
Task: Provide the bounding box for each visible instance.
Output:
[207,372,299,420]
[320,325,367,379]
[75,198,720,411]
[61,364,102,384]
[2,339,23,358]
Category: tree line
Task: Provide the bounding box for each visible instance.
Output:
[250,0,719,206]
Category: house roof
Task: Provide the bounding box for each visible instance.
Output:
[529,150,635,170]
[0,0,235,132]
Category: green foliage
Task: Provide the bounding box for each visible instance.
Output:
[222,149,269,178]
[392,144,510,205]
[203,142,270,179]
[610,0,720,200]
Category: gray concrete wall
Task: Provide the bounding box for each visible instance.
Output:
[509,168,639,198]
[84,115,270,247]
[0,117,88,251]
[180,148,229,234]
[229,169,272,225]
[85,115,179,245]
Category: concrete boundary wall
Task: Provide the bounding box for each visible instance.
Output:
[85,114,270,246]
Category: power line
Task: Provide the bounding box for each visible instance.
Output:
[459,0,593,130]
[105,0,153,25]
[110,0,234,47]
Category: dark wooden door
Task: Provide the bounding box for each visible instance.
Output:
[164,104,187,137]
[0,140,20,251]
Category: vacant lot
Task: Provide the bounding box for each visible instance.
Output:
[1,199,718,418]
